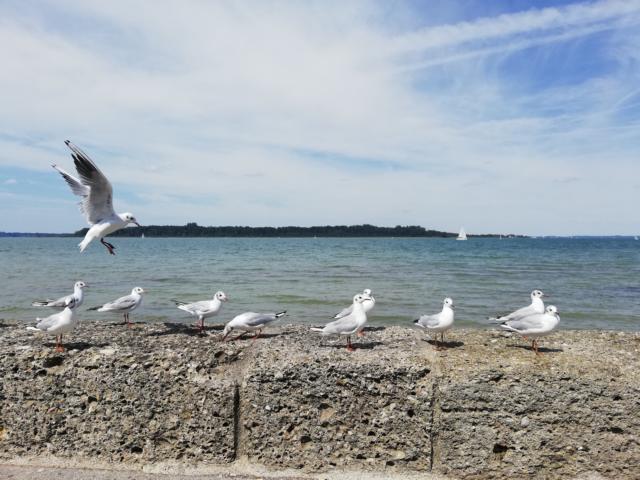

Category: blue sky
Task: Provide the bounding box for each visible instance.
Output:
[0,0,638,235]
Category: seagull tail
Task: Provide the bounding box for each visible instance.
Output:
[275,311,287,318]
[78,237,92,253]
[310,327,324,333]
[172,299,187,307]
[26,326,40,331]
[87,306,101,311]
[31,300,49,307]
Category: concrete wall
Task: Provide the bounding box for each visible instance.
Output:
[1,323,638,478]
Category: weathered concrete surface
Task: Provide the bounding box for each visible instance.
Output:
[240,327,434,472]
[0,323,240,464]
[1,322,639,479]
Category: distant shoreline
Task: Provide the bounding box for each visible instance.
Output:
[1,223,520,238]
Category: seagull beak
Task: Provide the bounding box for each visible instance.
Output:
[134,221,141,227]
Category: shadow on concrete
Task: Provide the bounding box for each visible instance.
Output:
[422,339,465,349]
[146,322,225,337]
[508,344,564,354]
[319,340,384,350]
[43,341,109,353]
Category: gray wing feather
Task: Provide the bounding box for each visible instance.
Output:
[244,313,276,327]
[101,295,137,311]
[36,314,60,331]
[333,304,353,319]
[64,140,115,223]
[322,315,359,334]
[417,314,440,328]
[503,315,545,331]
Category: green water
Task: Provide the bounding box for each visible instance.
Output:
[1,236,638,330]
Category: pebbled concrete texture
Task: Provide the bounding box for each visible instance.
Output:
[0,322,639,479]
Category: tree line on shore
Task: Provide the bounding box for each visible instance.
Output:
[71,223,504,238]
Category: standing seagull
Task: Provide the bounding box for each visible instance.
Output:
[221,311,286,341]
[89,287,145,328]
[52,140,140,255]
[32,281,88,308]
[414,297,455,350]
[489,290,546,323]
[332,288,376,337]
[173,291,229,333]
[312,293,371,351]
[499,305,560,355]
[27,297,79,352]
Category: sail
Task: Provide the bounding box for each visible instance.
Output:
[456,227,467,241]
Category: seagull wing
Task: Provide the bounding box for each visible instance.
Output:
[501,314,546,332]
[494,304,537,322]
[321,314,359,335]
[332,304,353,319]
[100,295,137,312]
[36,312,62,331]
[416,313,441,328]
[243,313,277,327]
[63,140,115,224]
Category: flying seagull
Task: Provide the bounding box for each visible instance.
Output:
[52,140,140,255]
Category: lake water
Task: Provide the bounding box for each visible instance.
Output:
[1,237,639,330]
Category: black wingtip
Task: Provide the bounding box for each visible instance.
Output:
[64,140,71,146]
[87,306,100,311]
[276,311,287,317]
[413,319,419,324]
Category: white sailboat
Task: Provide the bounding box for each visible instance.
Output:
[456,227,468,241]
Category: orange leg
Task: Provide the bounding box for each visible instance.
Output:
[533,339,540,355]
[357,330,365,337]
[346,336,355,352]
[55,335,64,352]
[101,238,116,255]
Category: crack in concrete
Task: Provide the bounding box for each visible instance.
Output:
[429,374,443,473]
[232,382,241,461]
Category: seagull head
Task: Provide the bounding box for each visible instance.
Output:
[75,281,87,290]
[353,294,368,304]
[132,287,145,295]
[221,324,233,340]
[363,288,373,296]
[546,305,558,315]
[121,212,141,227]
[531,289,545,299]
[444,297,454,309]
[216,291,229,302]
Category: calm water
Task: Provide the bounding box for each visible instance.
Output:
[0,237,639,330]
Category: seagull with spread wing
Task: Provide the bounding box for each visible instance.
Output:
[52,140,140,255]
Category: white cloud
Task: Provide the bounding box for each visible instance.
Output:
[0,1,638,235]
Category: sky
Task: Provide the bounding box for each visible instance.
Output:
[0,0,639,235]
